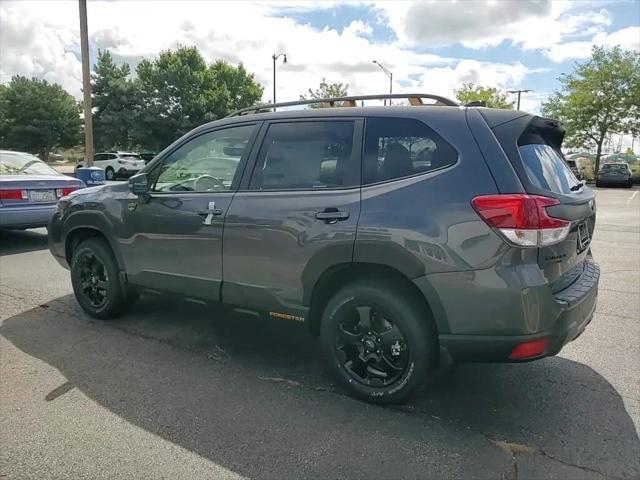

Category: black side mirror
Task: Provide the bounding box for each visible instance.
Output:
[129,172,149,195]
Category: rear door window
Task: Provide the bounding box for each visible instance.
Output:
[363,117,458,184]
[249,121,358,190]
[518,144,580,194]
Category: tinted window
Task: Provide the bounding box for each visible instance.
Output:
[250,121,356,190]
[363,117,457,184]
[601,164,629,172]
[154,124,255,192]
[519,144,579,194]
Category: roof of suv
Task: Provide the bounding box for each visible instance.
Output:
[192,105,532,139]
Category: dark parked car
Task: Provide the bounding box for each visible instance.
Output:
[596,162,633,188]
[565,158,582,180]
[139,152,158,164]
[48,94,599,404]
[1,150,84,229]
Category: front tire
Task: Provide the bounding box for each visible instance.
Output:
[105,167,116,181]
[70,238,127,319]
[320,280,437,404]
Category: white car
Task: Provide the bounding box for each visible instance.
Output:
[76,152,146,180]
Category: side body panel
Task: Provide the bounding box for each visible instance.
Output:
[222,189,361,317]
[221,118,364,317]
[354,109,508,333]
[118,191,233,300]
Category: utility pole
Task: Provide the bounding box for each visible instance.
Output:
[507,89,533,110]
[79,0,93,166]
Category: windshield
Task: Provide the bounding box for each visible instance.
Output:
[0,152,61,176]
[519,144,580,194]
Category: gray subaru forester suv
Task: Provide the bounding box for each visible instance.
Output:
[48,94,599,404]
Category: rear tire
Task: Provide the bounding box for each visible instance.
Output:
[320,280,437,405]
[70,238,128,319]
[105,167,116,181]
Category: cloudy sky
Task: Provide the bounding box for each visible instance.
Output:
[1,0,638,113]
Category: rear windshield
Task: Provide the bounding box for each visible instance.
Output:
[0,152,60,176]
[600,164,628,172]
[518,144,580,194]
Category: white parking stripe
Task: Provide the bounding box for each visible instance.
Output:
[627,191,638,204]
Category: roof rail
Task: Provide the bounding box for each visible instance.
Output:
[226,93,460,117]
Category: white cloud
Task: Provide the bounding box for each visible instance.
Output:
[0,1,82,95]
[401,59,542,101]
[343,20,373,37]
[0,0,631,118]
[546,26,640,62]
[373,0,613,50]
[1,0,457,103]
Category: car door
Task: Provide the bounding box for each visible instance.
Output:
[223,118,363,318]
[119,123,259,300]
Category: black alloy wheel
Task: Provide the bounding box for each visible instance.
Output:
[336,304,409,387]
[320,280,436,404]
[70,238,130,319]
[76,250,109,309]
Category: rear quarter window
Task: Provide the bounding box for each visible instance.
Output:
[518,144,580,195]
[363,117,458,185]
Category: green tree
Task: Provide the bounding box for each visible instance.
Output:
[301,78,349,107]
[0,76,81,160]
[92,50,141,151]
[454,83,513,109]
[134,46,263,151]
[541,46,640,174]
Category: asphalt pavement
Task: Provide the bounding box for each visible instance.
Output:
[1,187,638,479]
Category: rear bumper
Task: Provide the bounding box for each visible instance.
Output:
[416,256,600,363]
[0,204,57,229]
[439,285,597,362]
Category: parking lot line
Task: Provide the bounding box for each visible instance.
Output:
[627,191,638,204]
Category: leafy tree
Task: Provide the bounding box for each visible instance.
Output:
[92,50,141,151]
[454,83,513,109]
[134,46,263,151]
[0,76,81,160]
[541,46,640,174]
[301,78,349,107]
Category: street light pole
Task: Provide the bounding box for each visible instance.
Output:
[373,60,393,106]
[507,89,533,110]
[79,0,93,166]
[272,53,287,105]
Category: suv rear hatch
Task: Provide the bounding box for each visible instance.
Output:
[480,111,596,292]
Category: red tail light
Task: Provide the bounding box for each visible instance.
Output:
[471,194,570,247]
[509,338,550,360]
[0,189,28,200]
[56,187,79,198]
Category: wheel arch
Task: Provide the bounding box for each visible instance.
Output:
[307,262,443,337]
[64,225,125,272]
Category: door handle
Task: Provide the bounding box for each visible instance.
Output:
[198,201,223,225]
[315,208,350,224]
[198,208,223,216]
